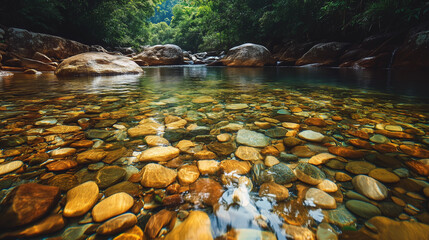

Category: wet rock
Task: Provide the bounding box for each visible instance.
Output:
[46,125,81,134]
[294,163,326,185]
[305,117,327,127]
[328,146,365,159]
[0,161,23,175]
[357,216,429,239]
[221,43,274,67]
[61,223,95,240]
[207,141,236,156]
[264,156,280,167]
[0,183,60,229]
[164,211,213,240]
[145,135,169,147]
[374,129,413,139]
[236,129,270,147]
[235,146,262,161]
[132,44,183,66]
[141,163,177,188]
[195,150,217,160]
[296,42,350,66]
[192,96,215,104]
[113,225,144,240]
[259,182,289,201]
[400,145,429,158]
[368,168,400,183]
[352,175,388,201]
[50,148,76,158]
[0,214,65,239]
[393,30,429,69]
[346,200,381,219]
[198,160,220,175]
[316,222,338,240]
[0,136,27,147]
[379,202,403,218]
[345,161,376,175]
[95,166,126,189]
[217,133,232,142]
[97,213,137,235]
[48,173,79,192]
[305,188,337,209]
[104,181,140,197]
[323,205,357,228]
[138,146,180,162]
[92,192,134,222]
[349,139,373,149]
[317,179,338,193]
[35,118,58,126]
[220,160,251,174]
[225,103,249,110]
[369,134,389,144]
[86,129,113,139]
[298,130,325,142]
[224,229,277,240]
[178,164,200,185]
[291,145,316,157]
[309,153,336,165]
[128,122,164,138]
[103,147,129,164]
[265,127,287,138]
[64,181,99,217]
[145,209,176,239]
[264,163,297,184]
[55,52,143,76]
[282,224,316,240]
[188,178,224,206]
[77,149,107,164]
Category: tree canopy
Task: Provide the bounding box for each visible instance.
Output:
[1,0,428,51]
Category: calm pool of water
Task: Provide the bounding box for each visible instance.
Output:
[0,66,428,239]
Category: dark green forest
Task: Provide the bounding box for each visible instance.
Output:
[1,0,428,51]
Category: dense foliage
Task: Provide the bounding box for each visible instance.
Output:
[1,0,428,51]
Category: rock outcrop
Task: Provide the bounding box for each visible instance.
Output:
[55,52,143,76]
[221,43,275,67]
[296,42,350,66]
[132,44,184,66]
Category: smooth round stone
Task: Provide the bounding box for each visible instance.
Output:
[369,168,400,183]
[298,130,325,142]
[176,140,196,152]
[92,192,134,222]
[225,229,277,240]
[46,160,78,171]
[138,146,180,162]
[189,178,224,206]
[0,183,60,228]
[277,109,290,115]
[114,225,144,240]
[192,96,215,104]
[345,191,370,202]
[282,122,300,130]
[0,161,23,175]
[316,222,338,240]
[86,129,112,139]
[283,137,303,147]
[220,123,243,132]
[309,153,336,166]
[379,202,403,218]
[235,146,262,161]
[144,135,169,147]
[236,129,270,147]
[217,133,231,142]
[335,172,352,182]
[144,209,176,238]
[97,213,138,235]
[225,103,248,110]
[370,134,390,144]
[164,211,213,240]
[259,182,289,201]
[64,181,99,217]
[197,160,220,175]
[323,205,357,228]
[127,122,164,138]
[345,161,376,175]
[265,127,287,138]
[178,165,200,185]
[76,149,108,164]
[104,181,140,197]
[294,163,326,185]
[95,166,127,189]
[282,224,315,240]
[385,125,403,132]
[423,187,429,198]
[305,188,336,209]
[291,145,316,157]
[346,200,381,219]
[140,163,177,188]
[88,162,105,171]
[50,148,76,158]
[326,159,345,170]
[317,179,338,193]
[352,175,388,201]
[264,163,297,184]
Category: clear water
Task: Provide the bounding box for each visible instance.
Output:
[0,66,428,239]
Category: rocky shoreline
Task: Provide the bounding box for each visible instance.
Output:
[1,26,429,77]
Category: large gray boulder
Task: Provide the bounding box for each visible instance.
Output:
[132,44,183,66]
[55,52,143,76]
[6,28,89,60]
[221,43,274,67]
[296,42,350,66]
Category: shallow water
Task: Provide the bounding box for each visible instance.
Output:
[0,66,429,239]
